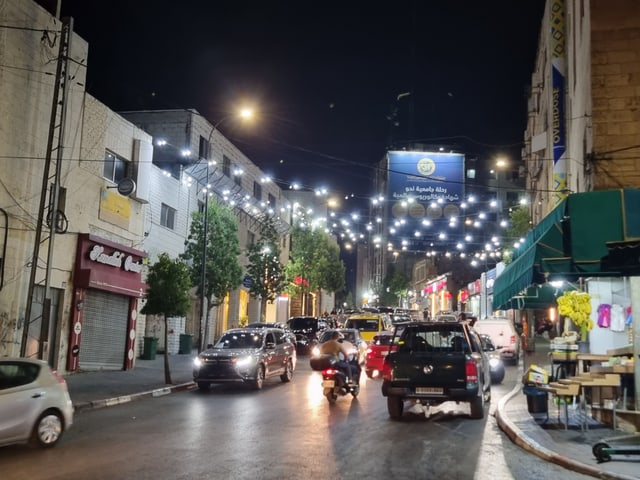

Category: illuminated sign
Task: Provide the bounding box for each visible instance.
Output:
[387,151,465,251]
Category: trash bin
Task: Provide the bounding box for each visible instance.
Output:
[523,385,548,414]
[179,334,193,354]
[141,336,158,360]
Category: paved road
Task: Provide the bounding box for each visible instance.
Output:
[1,361,591,480]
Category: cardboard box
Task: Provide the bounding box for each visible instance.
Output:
[523,364,550,384]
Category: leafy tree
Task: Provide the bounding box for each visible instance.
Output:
[246,216,286,320]
[182,200,242,350]
[502,205,532,264]
[380,267,411,307]
[285,225,345,315]
[141,253,191,384]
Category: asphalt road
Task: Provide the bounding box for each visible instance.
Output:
[0,361,591,480]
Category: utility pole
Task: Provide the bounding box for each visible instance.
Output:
[20,17,73,360]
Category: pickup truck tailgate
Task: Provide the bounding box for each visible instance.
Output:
[389,351,467,389]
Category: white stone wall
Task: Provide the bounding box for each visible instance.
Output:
[0,0,153,370]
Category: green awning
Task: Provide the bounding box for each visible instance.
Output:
[492,201,567,310]
[493,188,640,310]
[498,283,575,310]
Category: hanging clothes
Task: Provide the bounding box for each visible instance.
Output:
[610,304,626,332]
[597,303,611,328]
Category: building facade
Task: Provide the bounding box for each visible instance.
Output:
[0,0,153,372]
[121,110,293,341]
[0,0,292,372]
[525,0,640,222]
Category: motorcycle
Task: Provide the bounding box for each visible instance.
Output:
[320,355,361,404]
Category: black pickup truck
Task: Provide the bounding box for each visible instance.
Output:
[381,321,491,419]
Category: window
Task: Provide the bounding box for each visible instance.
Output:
[253,181,262,201]
[199,135,210,160]
[103,150,128,183]
[222,156,231,177]
[234,173,242,186]
[268,193,276,207]
[160,203,176,230]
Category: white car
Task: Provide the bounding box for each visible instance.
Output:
[0,358,73,448]
[473,318,520,365]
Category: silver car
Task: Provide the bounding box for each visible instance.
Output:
[0,358,73,448]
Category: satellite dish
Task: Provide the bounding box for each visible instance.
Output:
[116,177,136,196]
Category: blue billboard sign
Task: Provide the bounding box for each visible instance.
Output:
[386,151,465,252]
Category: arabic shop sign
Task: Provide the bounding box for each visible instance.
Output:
[89,244,143,273]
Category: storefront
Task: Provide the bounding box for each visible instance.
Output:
[493,189,640,413]
[67,234,147,371]
[421,274,453,317]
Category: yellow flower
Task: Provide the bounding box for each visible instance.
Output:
[557,290,593,339]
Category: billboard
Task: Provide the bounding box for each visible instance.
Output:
[386,151,465,252]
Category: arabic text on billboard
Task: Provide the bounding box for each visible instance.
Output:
[386,151,465,251]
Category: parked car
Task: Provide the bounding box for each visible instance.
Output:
[0,358,73,448]
[478,334,506,384]
[364,331,396,378]
[310,328,368,368]
[286,316,325,355]
[193,328,296,391]
[473,317,520,365]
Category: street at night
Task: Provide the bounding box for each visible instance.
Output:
[0,362,591,480]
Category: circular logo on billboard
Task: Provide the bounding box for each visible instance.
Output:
[427,204,443,219]
[409,203,426,219]
[417,157,436,176]
[443,204,461,218]
[391,202,408,218]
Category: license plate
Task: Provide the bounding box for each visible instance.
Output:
[381,351,389,356]
[416,387,443,394]
[322,380,335,388]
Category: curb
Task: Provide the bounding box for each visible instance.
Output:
[73,381,197,413]
[495,381,637,480]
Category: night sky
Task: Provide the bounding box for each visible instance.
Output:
[58,0,545,202]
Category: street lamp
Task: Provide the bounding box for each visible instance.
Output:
[197,108,254,352]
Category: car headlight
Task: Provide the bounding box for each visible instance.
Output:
[193,357,203,368]
[489,357,501,368]
[235,356,256,368]
[311,346,320,357]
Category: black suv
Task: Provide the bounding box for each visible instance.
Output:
[286,316,324,354]
[193,328,296,391]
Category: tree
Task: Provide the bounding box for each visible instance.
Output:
[285,226,345,315]
[380,267,411,307]
[141,253,191,384]
[182,200,242,350]
[246,216,286,320]
[502,205,532,264]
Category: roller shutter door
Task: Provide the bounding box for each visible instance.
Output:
[79,290,129,370]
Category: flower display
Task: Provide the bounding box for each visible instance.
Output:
[557,291,593,342]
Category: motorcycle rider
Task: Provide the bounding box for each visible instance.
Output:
[319,330,357,383]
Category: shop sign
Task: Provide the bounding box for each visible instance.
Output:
[89,244,143,273]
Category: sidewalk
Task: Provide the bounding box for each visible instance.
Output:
[64,350,197,412]
[63,343,639,479]
[495,335,639,479]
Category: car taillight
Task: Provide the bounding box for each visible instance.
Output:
[465,359,478,385]
[510,335,516,345]
[381,357,393,381]
[51,368,68,390]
